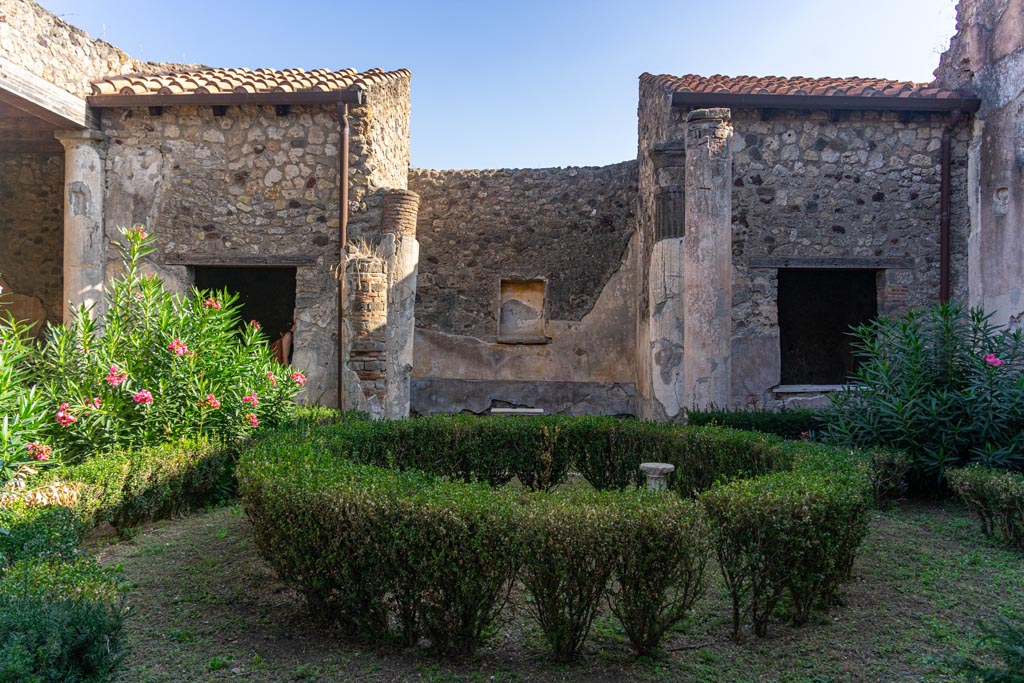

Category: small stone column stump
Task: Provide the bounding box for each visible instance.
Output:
[639,462,676,491]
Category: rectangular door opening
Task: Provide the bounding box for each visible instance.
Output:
[778,269,877,385]
[193,266,297,344]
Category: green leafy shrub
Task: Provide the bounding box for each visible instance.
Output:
[686,407,821,440]
[0,558,127,683]
[823,304,1024,486]
[955,616,1024,683]
[948,466,1024,549]
[700,470,871,639]
[0,307,50,485]
[0,502,86,567]
[607,494,711,656]
[519,488,619,662]
[34,226,300,464]
[238,439,523,655]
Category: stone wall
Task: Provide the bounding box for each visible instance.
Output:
[0,151,63,327]
[935,0,1024,327]
[0,0,193,97]
[408,162,639,416]
[99,74,412,406]
[637,90,973,410]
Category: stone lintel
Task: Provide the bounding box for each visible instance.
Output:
[54,128,107,146]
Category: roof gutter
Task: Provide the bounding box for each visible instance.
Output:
[670,91,981,113]
[87,89,365,108]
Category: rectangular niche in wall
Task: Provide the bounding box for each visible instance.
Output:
[778,269,877,385]
[193,266,297,344]
[498,279,548,344]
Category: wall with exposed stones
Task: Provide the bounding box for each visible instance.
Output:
[99,75,411,407]
[935,0,1024,328]
[638,93,972,410]
[0,0,195,97]
[408,162,639,416]
[0,151,62,328]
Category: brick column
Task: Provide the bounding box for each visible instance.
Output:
[55,129,106,322]
[345,256,388,411]
[381,189,419,419]
[683,108,733,410]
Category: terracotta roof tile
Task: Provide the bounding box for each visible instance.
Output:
[90,67,410,97]
[641,73,968,100]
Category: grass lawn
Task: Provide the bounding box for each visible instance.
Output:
[94,500,1023,683]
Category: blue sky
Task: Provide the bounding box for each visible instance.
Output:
[44,0,957,169]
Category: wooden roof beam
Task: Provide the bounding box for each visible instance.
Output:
[0,58,97,130]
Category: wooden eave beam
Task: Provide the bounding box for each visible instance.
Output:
[88,89,364,109]
[0,58,96,129]
[670,91,982,114]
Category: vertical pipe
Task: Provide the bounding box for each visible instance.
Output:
[939,110,960,304]
[337,101,350,409]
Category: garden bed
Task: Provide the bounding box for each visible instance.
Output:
[96,500,1023,682]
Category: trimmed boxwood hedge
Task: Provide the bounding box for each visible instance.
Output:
[949,466,1024,549]
[240,414,879,654]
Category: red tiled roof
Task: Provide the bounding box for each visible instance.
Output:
[91,67,409,96]
[641,73,965,100]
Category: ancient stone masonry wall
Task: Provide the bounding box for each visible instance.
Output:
[0,151,62,327]
[0,0,194,97]
[408,162,639,416]
[638,97,972,408]
[410,162,637,337]
[99,76,411,407]
[935,0,1024,327]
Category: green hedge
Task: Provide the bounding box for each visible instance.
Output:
[241,415,875,653]
[949,467,1024,549]
[685,408,822,440]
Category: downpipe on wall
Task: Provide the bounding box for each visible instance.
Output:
[337,100,350,410]
[940,109,961,304]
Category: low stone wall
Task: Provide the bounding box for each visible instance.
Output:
[0,151,63,327]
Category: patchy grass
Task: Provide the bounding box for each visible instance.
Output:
[94,500,1023,682]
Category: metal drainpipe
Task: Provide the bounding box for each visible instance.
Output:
[939,109,961,304]
[337,100,350,410]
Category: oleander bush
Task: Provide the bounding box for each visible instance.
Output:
[31,225,301,468]
[700,469,871,639]
[823,304,1024,487]
[0,307,50,484]
[686,407,822,440]
[948,466,1024,549]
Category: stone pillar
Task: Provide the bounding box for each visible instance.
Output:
[683,108,733,410]
[345,255,388,415]
[643,140,687,420]
[55,129,107,322]
[381,189,419,419]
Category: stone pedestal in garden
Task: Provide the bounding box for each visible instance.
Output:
[640,462,676,491]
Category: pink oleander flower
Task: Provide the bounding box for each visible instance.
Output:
[203,298,222,310]
[245,413,259,428]
[201,393,221,409]
[56,403,76,427]
[249,319,261,329]
[242,393,259,407]
[27,442,52,461]
[133,390,154,405]
[290,371,306,387]
[266,372,277,387]
[132,224,148,239]
[168,338,188,356]
[106,364,128,387]
[88,397,102,410]
[983,353,1005,368]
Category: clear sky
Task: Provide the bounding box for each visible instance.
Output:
[42,0,958,170]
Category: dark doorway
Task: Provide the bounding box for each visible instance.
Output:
[778,269,877,385]
[193,267,297,343]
